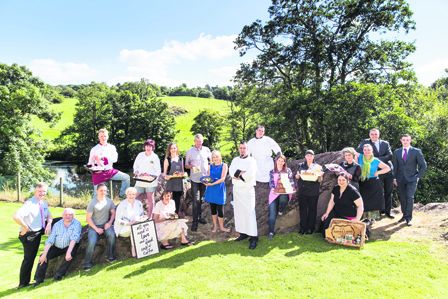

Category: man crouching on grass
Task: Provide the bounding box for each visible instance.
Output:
[33,208,82,286]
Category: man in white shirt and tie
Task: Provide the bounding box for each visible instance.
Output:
[13,182,53,289]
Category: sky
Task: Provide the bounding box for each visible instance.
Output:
[0,0,446,87]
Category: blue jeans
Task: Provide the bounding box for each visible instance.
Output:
[268,194,289,234]
[83,225,116,267]
[93,171,130,198]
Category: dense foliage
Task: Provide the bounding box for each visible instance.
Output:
[0,63,57,187]
[54,80,176,166]
[190,110,224,149]
[229,0,447,202]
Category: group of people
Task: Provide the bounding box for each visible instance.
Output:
[13,126,427,288]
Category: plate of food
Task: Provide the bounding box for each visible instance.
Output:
[200,176,214,184]
[84,164,105,173]
[134,175,157,183]
[171,171,187,179]
[299,170,323,182]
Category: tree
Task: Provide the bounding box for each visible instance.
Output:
[56,80,176,165]
[0,63,57,187]
[232,0,416,154]
[190,110,224,149]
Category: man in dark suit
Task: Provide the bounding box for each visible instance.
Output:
[357,128,395,218]
[392,134,427,226]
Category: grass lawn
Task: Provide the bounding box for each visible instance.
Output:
[30,96,233,155]
[1,202,447,298]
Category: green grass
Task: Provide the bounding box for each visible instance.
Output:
[31,98,78,140]
[31,96,233,155]
[1,202,447,298]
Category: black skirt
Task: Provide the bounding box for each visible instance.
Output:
[359,178,384,212]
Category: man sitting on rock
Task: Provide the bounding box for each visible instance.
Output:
[83,183,116,271]
[34,208,82,286]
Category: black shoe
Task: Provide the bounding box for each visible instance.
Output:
[299,229,305,235]
[33,280,43,287]
[385,213,395,219]
[106,257,116,263]
[83,265,92,272]
[249,239,258,249]
[234,234,248,241]
[406,220,412,226]
[305,230,313,235]
[191,223,198,232]
[198,218,207,224]
[398,217,405,223]
[17,284,29,289]
[54,274,63,281]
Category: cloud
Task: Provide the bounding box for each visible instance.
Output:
[115,33,239,86]
[29,59,97,85]
[415,58,448,86]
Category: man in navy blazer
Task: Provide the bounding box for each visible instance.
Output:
[392,134,427,226]
[357,128,395,218]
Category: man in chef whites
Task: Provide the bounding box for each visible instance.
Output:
[247,125,282,183]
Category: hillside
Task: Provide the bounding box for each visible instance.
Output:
[31,96,232,154]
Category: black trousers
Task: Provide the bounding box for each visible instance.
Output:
[299,194,319,232]
[191,182,206,224]
[172,191,183,214]
[34,243,79,282]
[379,172,394,214]
[397,180,418,221]
[18,229,43,286]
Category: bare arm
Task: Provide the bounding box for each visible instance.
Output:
[375,161,391,176]
[321,194,335,221]
[353,198,364,221]
[65,240,77,261]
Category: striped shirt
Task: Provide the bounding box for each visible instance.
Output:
[46,219,82,249]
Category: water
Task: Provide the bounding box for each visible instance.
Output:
[44,161,93,196]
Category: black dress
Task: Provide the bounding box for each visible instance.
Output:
[339,161,361,191]
[322,185,362,235]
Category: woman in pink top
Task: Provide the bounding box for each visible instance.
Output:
[267,155,296,239]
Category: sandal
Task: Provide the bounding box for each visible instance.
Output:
[160,244,174,250]
[181,241,194,246]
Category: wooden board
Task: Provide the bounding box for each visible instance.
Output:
[325,218,366,248]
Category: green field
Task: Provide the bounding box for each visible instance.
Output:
[31,96,232,155]
[1,202,447,298]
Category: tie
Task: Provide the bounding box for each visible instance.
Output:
[403,148,408,161]
[39,202,45,229]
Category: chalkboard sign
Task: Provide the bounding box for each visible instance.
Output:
[131,220,160,258]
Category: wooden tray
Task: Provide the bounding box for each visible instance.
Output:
[325,218,366,248]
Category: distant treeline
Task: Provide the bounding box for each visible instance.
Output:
[49,82,234,103]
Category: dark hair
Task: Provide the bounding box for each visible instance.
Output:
[274,154,287,172]
[161,191,172,199]
[165,142,179,159]
[144,139,156,150]
[337,173,351,181]
[239,140,247,145]
[97,183,108,190]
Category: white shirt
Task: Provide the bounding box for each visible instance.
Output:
[115,199,144,236]
[185,146,211,183]
[247,136,281,182]
[133,152,161,176]
[88,143,118,170]
[153,200,176,218]
[229,156,257,187]
[402,147,411,159]
[16,197,50,232]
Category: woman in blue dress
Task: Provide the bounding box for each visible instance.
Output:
[204,150,230,233]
